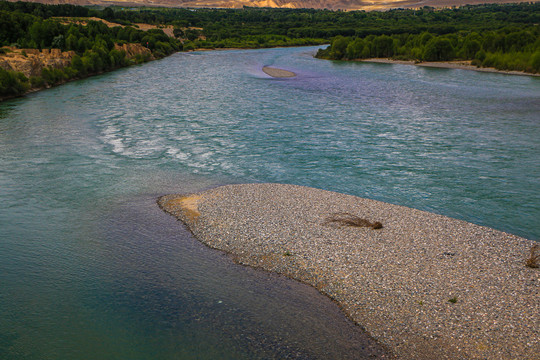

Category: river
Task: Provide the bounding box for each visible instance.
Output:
[0,46,538,359]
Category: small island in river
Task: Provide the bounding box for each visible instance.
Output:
[262,66,297,78]
[159,183,539,360]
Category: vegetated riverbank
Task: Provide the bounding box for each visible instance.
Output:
[159,183,539,360]
[315,24,540,76]
[0,3,183,101]
[0,43,158,102]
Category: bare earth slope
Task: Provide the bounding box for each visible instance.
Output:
[159,183,539,360]
[0,47,75,78]
[0,44,151,79]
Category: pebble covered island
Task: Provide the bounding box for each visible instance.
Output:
[158,183,539,360]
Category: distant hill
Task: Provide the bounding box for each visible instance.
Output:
[6,0,538,11]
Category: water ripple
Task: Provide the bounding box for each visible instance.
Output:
[58,47,540,238]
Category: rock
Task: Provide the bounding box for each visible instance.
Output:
[114,43,153,60]
[0,43,154,81]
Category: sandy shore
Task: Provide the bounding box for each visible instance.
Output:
[158,183,539,360]
[262,66,296,78]
[361,58,540,77]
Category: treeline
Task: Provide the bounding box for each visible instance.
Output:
[1,1,540,97]
[316,26,540,73]
[2,1,538,50]
[90,3,539,50]
[1,1,539,49]
[0,3,181,97]
[0,8,179,54]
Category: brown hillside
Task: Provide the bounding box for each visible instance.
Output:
[54,17,176,37]
[6,0,538,10]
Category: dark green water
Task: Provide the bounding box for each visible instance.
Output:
[0,46,539,359]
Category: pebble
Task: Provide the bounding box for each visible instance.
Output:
[158,183,540,360]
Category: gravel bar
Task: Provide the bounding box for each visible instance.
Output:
[262,66,296,77]
[158,183,539,360]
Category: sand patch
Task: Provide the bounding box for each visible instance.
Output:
[262,66,296,78]
[53,17,176,38]
[161,194,202,222]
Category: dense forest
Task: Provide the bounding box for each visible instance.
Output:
[316,27,540,73]
[1,1,539,98]
[314,4,540,73]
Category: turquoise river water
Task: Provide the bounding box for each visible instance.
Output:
[0,46,539,359]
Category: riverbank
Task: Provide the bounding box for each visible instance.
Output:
[0,65,142,103]
[0,43,157,102]
[360,58,540,77]
[159,183,539,360]
[0,44,312,102]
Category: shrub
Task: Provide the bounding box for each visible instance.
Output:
[30,76,44,88]
[530,50,540,73]
[324,213,383,229]
[526,244,539,268]
[41,67,67,86]
[423,37,454,61]
[0,68,29,96]
[475,49,486,62]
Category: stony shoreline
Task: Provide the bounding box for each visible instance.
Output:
[360,58,540,77]
[159,183,539,360]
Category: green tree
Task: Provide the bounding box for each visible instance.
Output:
[346,38,364,59]
[460,38,481,59]
[374,35,394,58]
[71,54,85,75]
[423,37,454,61]
[102,7,115,21]
[530,50,540,72]
[328,36,349,59]
[0,68,29,95]
[51,34,64,50]
[65,33,77,50]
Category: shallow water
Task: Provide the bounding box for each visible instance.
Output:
[0,46,539,359]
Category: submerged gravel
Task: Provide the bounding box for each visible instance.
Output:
[158,183,539,360]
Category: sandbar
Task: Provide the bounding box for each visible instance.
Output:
[159,183,539,360]
[262,66,296,78]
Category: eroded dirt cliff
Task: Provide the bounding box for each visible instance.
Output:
[0,47,75,78]
[0,43,152,79]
